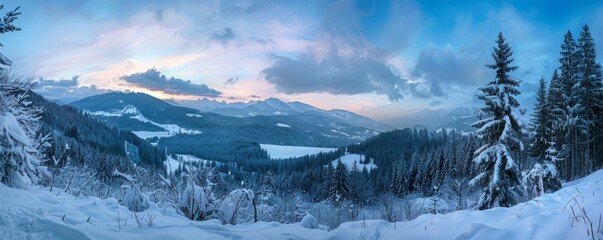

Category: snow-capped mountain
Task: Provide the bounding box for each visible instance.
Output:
[177,98,258,111]
[71,92,381,148]
[182,97,393,132]
[384,107,478,132]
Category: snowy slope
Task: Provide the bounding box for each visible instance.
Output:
[260,144,337,159]
[1,170,602,239]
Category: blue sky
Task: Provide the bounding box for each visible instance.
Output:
[1,0,602,119]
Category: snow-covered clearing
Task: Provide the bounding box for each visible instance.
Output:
[260,144,337,159]
[164,154,211,174]
[86,105,202,140]
[276,123,291,128]
[331,154,376,172]
[131,131,171,139]
[2,169,602,239]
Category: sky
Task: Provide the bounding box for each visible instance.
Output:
[1,0,603,120]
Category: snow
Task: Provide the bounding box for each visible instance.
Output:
[85,106,202,140]
[164,154,211,174]
[276,123,291,128]
[2,169,602,239]
[131,131,171,139]
[331,154,376,172]
[260,144,337,159]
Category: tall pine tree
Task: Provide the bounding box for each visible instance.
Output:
[525,76,561,198]
[470,32,524,210]
[576,25,603,172]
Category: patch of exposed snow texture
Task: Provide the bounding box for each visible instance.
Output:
[260,144,337,159]
[164,154,211,174]
[276,123,291,128]
[1,169,602,239]
[330,154,376,172]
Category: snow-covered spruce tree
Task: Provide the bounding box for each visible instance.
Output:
[524,76,561,198]
[576,25,603,172]
[470,32,524,210]
[0,6,51,188]
[559,30,588,180]
[546,70,562,160]
[329,159,350,205]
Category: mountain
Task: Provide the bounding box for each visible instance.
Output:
[177,98,258,111]
[71,92,382,161]
[29,92,166,170]
[383,107,478,132]
[182,97,393,132]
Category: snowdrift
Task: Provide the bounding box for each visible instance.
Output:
[1,169,602,240]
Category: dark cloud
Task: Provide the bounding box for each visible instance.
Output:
[153,7,164,22]
[120,68,221,97]
[210,28,236,47]
[430,100,443,107]
[250,37,276,47]
[411,46,489,96]
[33,76,110,103]
[36,75,80,88]
[224,76,239,87]
[262,46,408,101]
[260,0,423,101]
[248,94,261,99]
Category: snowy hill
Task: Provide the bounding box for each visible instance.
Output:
[1,169,601,239]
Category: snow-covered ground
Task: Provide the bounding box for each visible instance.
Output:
[86,105,202,140]
[331,154,376,172]
[164,154,211,174]
[260,144,337,159]
[1,169,603,239]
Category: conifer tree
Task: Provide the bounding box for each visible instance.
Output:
[576,25,603,172]
[558,30,587,180]
[530,77,551,160]
[330,159,350,205]
[470,32,524,210]
[525,77,561,197]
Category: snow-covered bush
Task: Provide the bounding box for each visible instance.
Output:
[523,162,561,199]
[0,71,50,188]
[300,214,328,230]
[121,185,150,212]
[219,189,255,225]
[178,177,217,221]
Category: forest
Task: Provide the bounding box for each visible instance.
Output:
[0,3,602,235]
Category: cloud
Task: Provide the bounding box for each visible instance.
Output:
[36,75,80,88]
[248,94,261,99]
[262,46,408,101]
[429,100,443,107]
[210,28,236,47]
[33,75,110,103]
[120,68,221,97]
[411,46,489,96]
[261,0,425,101]
[224,76,239,87]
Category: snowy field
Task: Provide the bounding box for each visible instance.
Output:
[164,154,211,174]
[87,105,202,140]
[1,169,602,239]
[331,154,377,171]
[260,144,337,159]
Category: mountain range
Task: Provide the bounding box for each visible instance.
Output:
[383,107,478,132]
[70,92,387,152]
[176,97,393,132]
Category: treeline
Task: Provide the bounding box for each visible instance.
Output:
[30,92,166,171]
[530,25,603,181]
